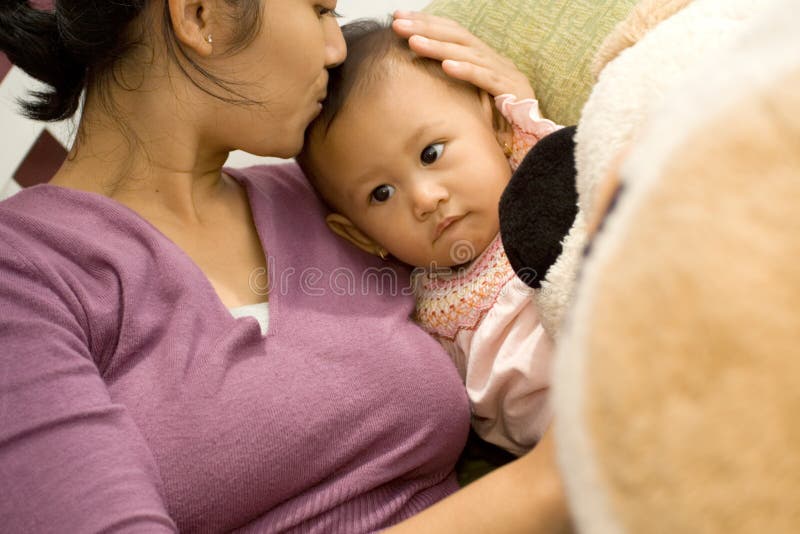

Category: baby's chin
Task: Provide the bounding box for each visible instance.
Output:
[403,245,485,270]
[444,234,497,267]
[391,226,499,269]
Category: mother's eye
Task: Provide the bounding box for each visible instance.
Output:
[370,184,396,203]
[420,143,444,165]
[316,4,342,17]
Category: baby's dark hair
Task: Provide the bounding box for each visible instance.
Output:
[0,0,262,121]
[310,18,475,137]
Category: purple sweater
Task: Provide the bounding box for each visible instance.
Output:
[0,163,470,533]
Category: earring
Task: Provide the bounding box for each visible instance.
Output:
[206,34,213,44]
[502,141,512,157]
[377,247,388,260]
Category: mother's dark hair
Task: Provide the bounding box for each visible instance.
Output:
[0,0,262,121]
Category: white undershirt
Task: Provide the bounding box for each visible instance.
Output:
[229,301,270,335]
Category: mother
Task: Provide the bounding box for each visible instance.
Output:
[0,1,568,532]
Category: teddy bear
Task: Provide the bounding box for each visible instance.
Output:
[499,0,759,338]
[502,0,799,531]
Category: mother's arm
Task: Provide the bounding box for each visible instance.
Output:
[386,426,572,533]
[0,239,177,532]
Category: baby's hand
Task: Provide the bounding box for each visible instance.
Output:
[392,10,535,100]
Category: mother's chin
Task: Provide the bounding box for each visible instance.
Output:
[254,128,309,161]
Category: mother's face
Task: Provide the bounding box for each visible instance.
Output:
[209,0,346,158]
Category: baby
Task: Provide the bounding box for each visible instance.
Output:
[299,15,561,456]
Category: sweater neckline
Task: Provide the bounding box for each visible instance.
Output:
[27,175,278,338]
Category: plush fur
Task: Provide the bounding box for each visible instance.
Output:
[500,0,757,338]
[591,0,694,78]
[554,0,800,532]
[499,126,578,290]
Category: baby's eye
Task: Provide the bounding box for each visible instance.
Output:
[370,184,396,203]
[420,143,444,166]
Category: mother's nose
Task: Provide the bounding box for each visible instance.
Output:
[324,18,347,68]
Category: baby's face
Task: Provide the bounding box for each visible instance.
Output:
[307,62,512,267]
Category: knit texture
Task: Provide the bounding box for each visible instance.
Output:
[424,0,638,124]
[0,163,470,533]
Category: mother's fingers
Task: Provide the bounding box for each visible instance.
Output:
[440,60,509,97]
[392,11,485,48]
[393,10,464,30]
[393,11,536,100]
[406,34,535,99]
[442,60,535,101]
[406,34,486,67]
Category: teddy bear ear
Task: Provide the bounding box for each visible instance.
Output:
[499,126,579,288]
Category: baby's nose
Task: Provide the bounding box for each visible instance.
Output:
[413,182,449,219]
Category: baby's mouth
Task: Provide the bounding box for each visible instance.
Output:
[434,214,465,241]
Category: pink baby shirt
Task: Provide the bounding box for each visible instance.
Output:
[414,95,561,455]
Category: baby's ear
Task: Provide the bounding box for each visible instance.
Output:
[478,89,494,120]
[479,90,512,150]
[326,213,383,257]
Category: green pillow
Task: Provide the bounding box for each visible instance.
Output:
[424,0,638,125]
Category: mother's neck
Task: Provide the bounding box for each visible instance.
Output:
[51,75,234,223]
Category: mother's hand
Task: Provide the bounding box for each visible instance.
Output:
[392,11,535,101]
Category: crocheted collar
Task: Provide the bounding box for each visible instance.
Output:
[413,235,516,341]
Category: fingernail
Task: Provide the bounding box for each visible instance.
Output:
[443,60,460,68]
[394,19,413,28]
